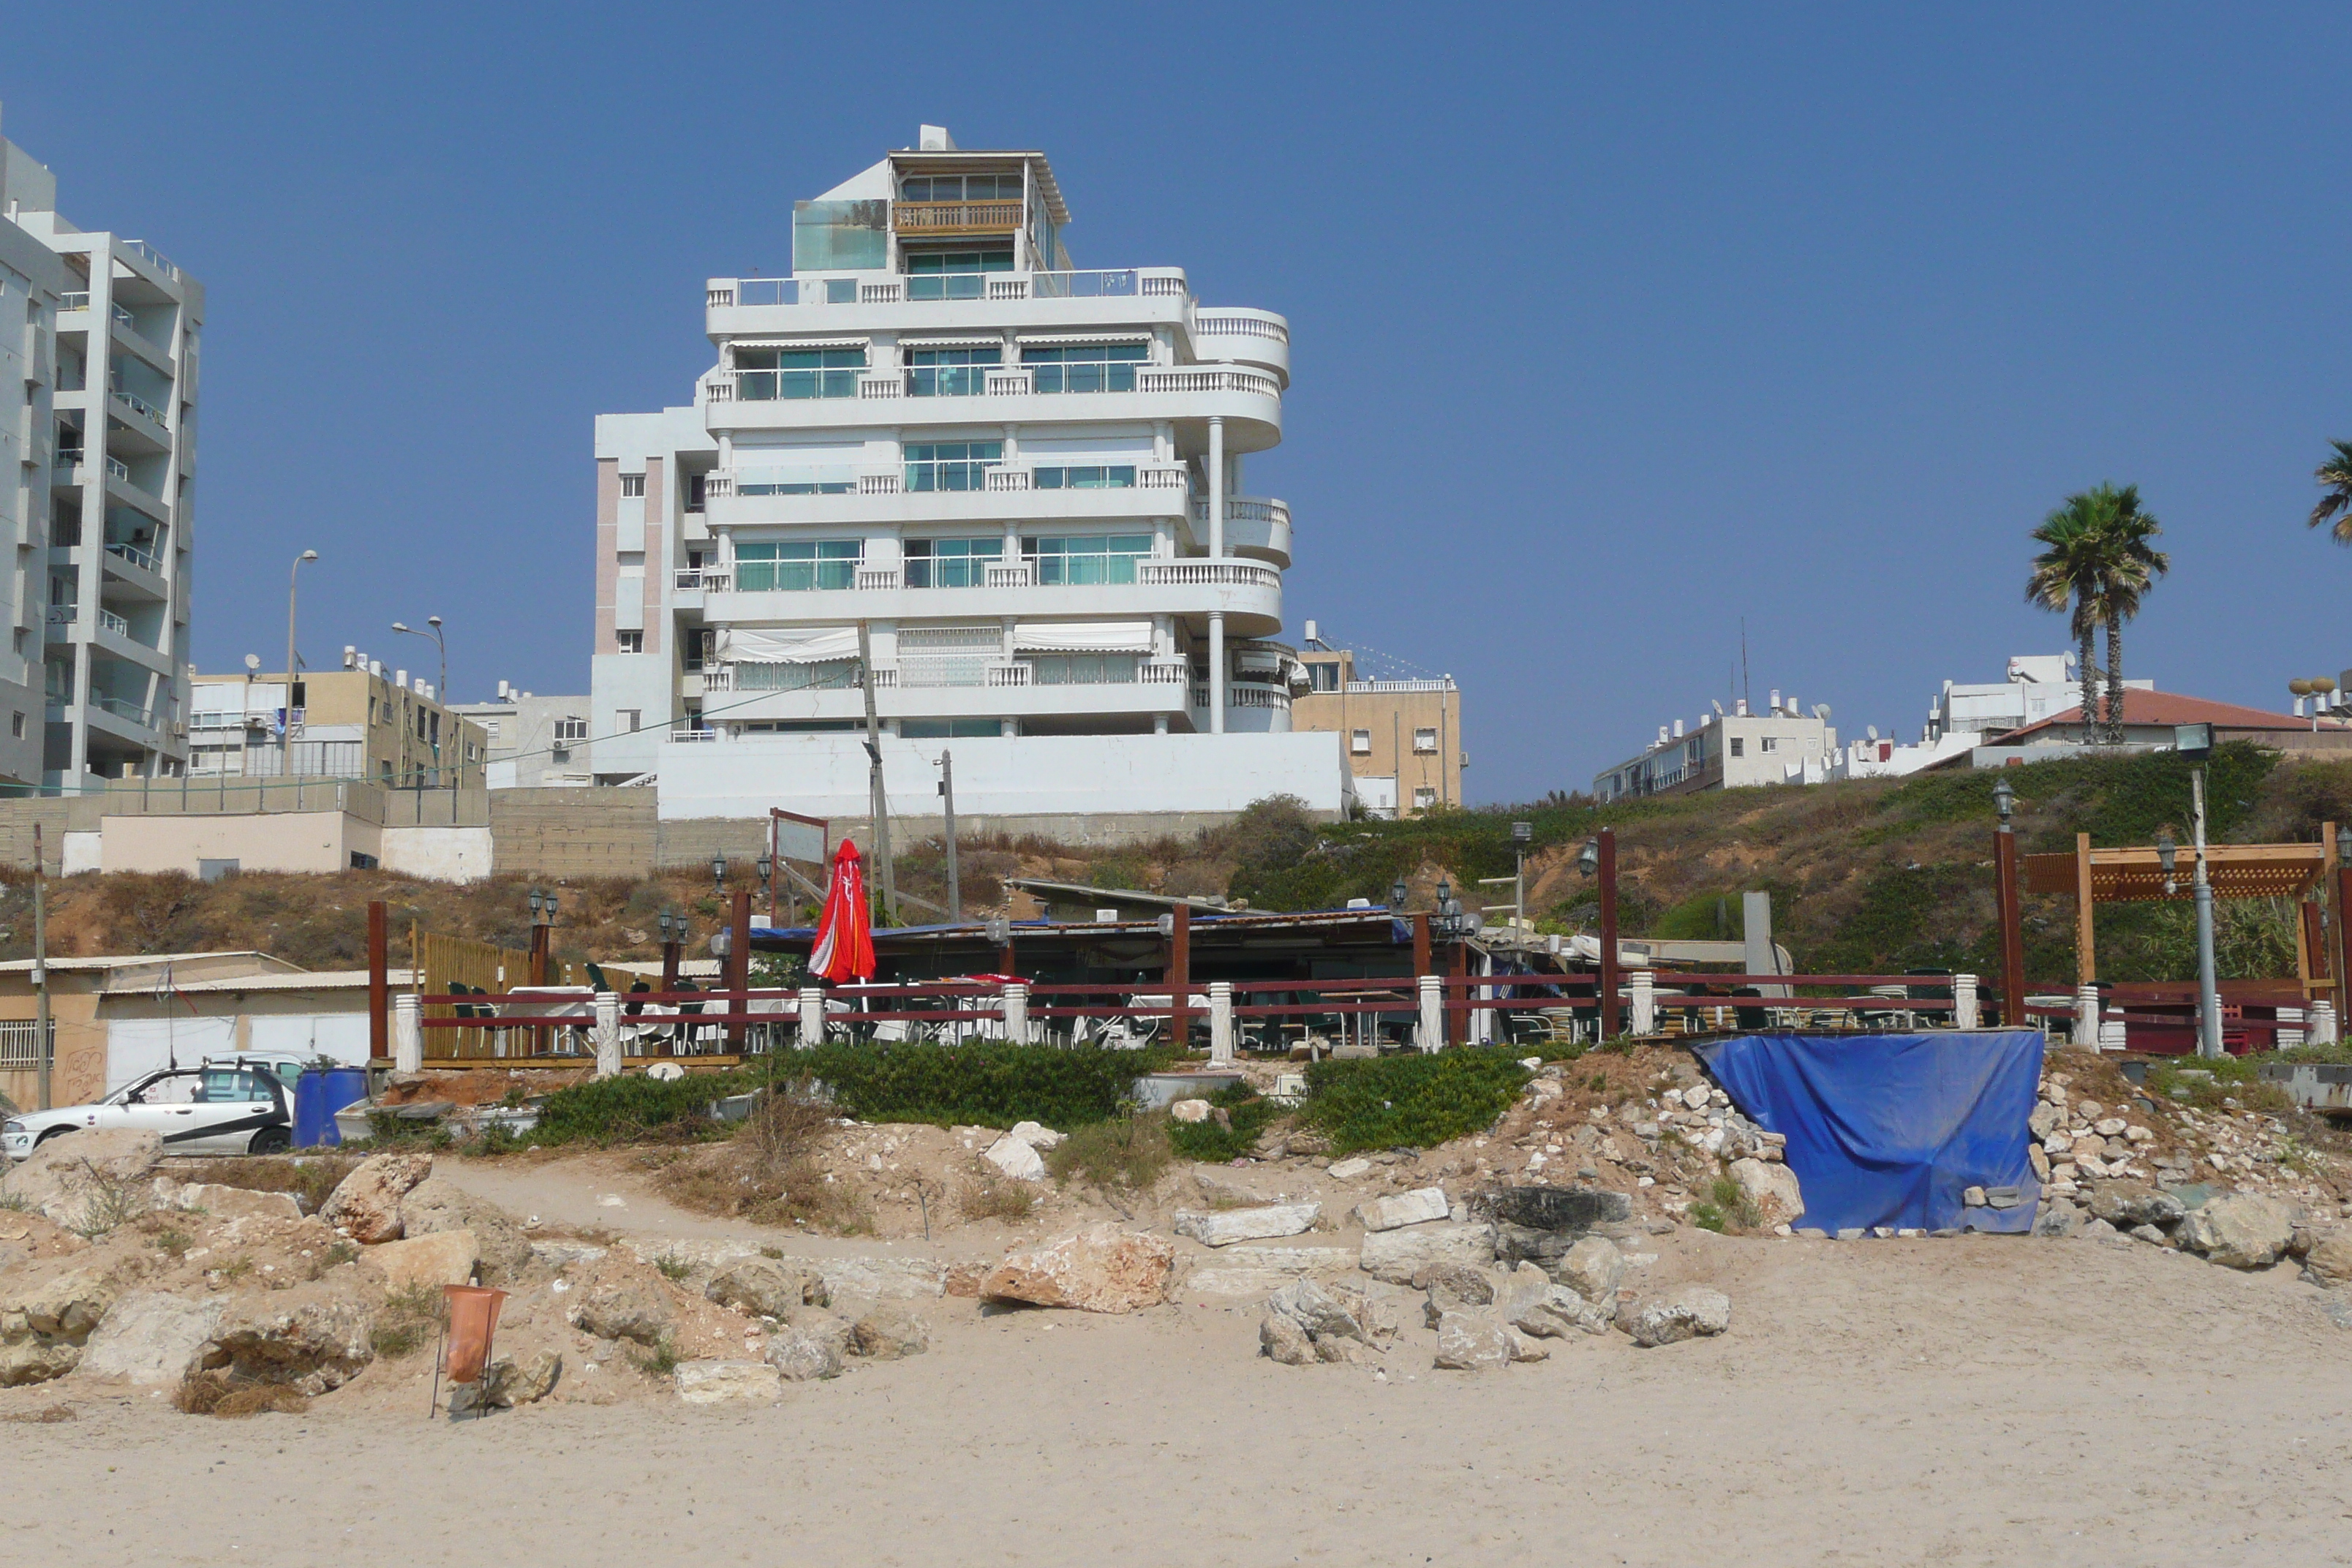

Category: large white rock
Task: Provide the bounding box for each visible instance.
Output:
[0,1129,161,1232]
[1187,1267,1311,1298]
[674,1359,783,1404]
[1627,1287,1733,1347]
[1352,1187,1450,1233]
[77,1292,225,1385]
[1359,1222,1498,1285]
[1006,1120,1066,1150]
[366,1229,480,1294]
[155,1180,304,1223]
[1728,1158,1805,1225]
[1175,1203,1320,1247]
[1549,1235,1625,1303]
[2179,1192,2297,1270]
[1208,1245,1357,1273]
[321,1153,433,1245]
[1432,1311,1514,1371]
[981,1224,1175,1313]
[983,1137,1048,1183]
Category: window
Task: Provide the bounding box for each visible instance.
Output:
[619,472,646,497]
[1030,652,1142,685]
[739,467,854,497]
[900,718,1003,739]
[1414,787,1438,810]
[732,660,859,692]
[1308,661,1340,693]
[10,629,23,656]
[1760,736,1778,753]
[900,174,1024,203]
[1020,342,1147,394]
[904,441,1001,492]
[684,629,713,671]
[902,248,1015,299]
[1024,534,1152,586]
[736,345,864,401]
[905,345,1000,396]
[898,625,999,687]
[554,717,588,744]
[1351,729,1372,755]
[734,540,861,592]
[1032,465,1137,489]
[615,630,643,654]
[904,538,999,589]
[1729,737,1744,758]
[686,473,706,513]
[1412,727,1438,754]
[9,712,20,739]
[618,709,641,733]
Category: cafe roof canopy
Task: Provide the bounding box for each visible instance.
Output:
[2023,842,2333,903]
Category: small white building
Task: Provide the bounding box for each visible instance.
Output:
[448,686,595,788]
[1925,652,2150,743]
[1593,691,1837,801]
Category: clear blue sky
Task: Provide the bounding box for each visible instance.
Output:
[7,4,2348,802]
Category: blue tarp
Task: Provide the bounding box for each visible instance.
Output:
[1693,1031,2046,1235]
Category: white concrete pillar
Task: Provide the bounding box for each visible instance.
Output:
[1953,973,1979,1030]
[592,992,622,1079]
[1003,982,1030,1044]
[1207,415,1226,559]
[797,985,824,1048]
[1208,611,1225,735]
[393,992,422,1074]
[2310,1000,2339,1046]
[2074,984,2101,1049]
[1208,981,1234,1066]
[1629,968,1656,1037]
[1417,973,1443,1053]
[2277,1005,2307,1049]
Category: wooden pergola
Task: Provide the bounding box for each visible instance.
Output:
[2024,829,2341,996]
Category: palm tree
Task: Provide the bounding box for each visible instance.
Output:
[2311,440,2352,544]
[2027,498,2110,745]
[2090,485,2168,745]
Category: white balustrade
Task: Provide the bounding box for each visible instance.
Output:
[985,467,1030,491]
[857,373,903,399]
[1136,559,1282,590]
[702,472,736,497]
[1138,465,1191,490]
[857,471,902,494]
[983,562,1034,589]
[854,566,900,591]
[859,281,905,304]
[1140,661,1190,685]
[984,369,1033,396]
[986,663,1033,687]
[1192,311,1290,344]
[1136,366,1280,399]
[986,277,1029,301]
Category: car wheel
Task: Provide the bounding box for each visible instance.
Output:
[247,1126,292,1156]
[35,1126,75,1146]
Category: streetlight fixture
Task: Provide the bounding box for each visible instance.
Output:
[1389,877,1409,911]
[1576,837,1601,877]
[710,851,728,894]
[1511,821,1532,932]
[283,550,318,770]
[391,615,450,785]
[2155,828,2179,897]
[1992,777,2015,824]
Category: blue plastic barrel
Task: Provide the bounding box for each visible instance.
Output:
[294,1067,369,1148]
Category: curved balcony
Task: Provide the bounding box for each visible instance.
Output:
[701,555,1284,638]
[706,362,1282,452]
[704,464,1194,528]
[704,268,1193,339]
[1188,309,1290,385]
[1188,496,1291,568]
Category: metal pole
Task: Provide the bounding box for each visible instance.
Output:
[1598,826,1619,1041]
[856,621,897,924]
[2193,766,2223,1058]
[1995,826,2026,1028]
[34,821,49,1110]
[1515,847,1525,934]
[940,750,960,919]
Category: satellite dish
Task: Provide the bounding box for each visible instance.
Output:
[1710,700,1725,716]
[1816,704,1831,721]
[1866,725,1880,742]
[244,654,260,672]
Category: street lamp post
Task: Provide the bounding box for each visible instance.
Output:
[392,617,450,784]
[2191,766,2223,1059]
[1992,778,2026,1028]
[1511,821,1531,933]
[1578,829,1618,1041]
[284,550,318,773]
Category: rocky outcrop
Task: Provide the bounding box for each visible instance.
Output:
[321,1153,433,1245]
[2304,1228,2352,1288]
[2179,1193,2297,1270]
[675,1359,783,1404]
[1509,1284,1612,1339]
[1728,1158,1805,1225]
[766,1322,845,1382]
[1432,1311,1514,1371]
[1359,1222,1496,1285]
[0,1130,160,1233]
[982,1224,1175,1313]
[1624,1287,1733,1348]
[706,1259,815,1319]
[366,1230,479,1294]
[209,1284,376,1395]
[1352,1188,1450,1233]
[78,1291,224,1386]
[849,1305,929,1360]
[1174,1203,1319,1247]
[573,1279,673,1346]
[1258,1278,1393,1366]
[1548,1235,1625,1304]
[0,1259,123,1385]
[398,1178,532,1284]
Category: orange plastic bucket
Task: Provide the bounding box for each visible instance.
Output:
[441,1285,508,1386]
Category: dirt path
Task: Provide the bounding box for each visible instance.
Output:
[9,1224,2351,1567]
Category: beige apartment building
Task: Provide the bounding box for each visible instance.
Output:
[188,649,488,789]
[1293,632,1463,817]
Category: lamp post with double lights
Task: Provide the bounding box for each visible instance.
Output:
[657,909,686,996]
[1511,821,1532,932]
[526,887,559,1053]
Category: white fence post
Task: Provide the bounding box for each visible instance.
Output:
[1953,973,1979,1030]
[1417,974,1443,1053]
[798,985,825,1048]
[2312,1000,2340,1047]
[1208,981,1235,1066]
[393,992,422,1074]
[1003,982,1030,1044]
[592,992,621,1079]
[1629,968,1656,1037]
[2075,984,2102,1049]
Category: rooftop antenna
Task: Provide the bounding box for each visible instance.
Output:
[1739,619,1751,714]
[1710,699,1725,716]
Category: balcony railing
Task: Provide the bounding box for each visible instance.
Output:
[92,693,157,726]
[59,291,90,312]
[105,454,131,483]
[855,566,900,592]
[106,540,159,573]
[983,562,1034,589]
[1136,559,1283,591]
[1134,366,1281,399]
[1192,311,1291,346]
[986,663,1033,687]
[124,239,178,280]
[674,567,732,592]
[97,607,131,638]
[671,724,719,743]
[1194,682,1292,711]
[46,605,77,627]
[1190,497,1290,527]
[1141,661,1191,685]
[893,201,1024,235]
[705,268,1189,312]
[111,388,167,427]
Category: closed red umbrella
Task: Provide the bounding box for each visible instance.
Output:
[810,838,875,983]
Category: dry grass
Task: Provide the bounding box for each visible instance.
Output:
[1045,1115,1173,1197]
[175,1154,361,1215]
[370,1281,448,1360]
[650,1088,870,1234]
[174,1373,310,1418]
[956,1169,1038,1221]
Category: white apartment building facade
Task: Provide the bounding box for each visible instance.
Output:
[0,132,69,788]
[591,127,1346,824]
[1594,690,1839,801]
[1,110,199,791]
[449,686,595,788]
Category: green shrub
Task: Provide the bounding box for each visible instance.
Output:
[1045,1113,1173,1191]
[801,1040,1169,1130]
[1165,1082,1279,1163]
[529,1071,764,1147]
[1295,1048,1531,1155]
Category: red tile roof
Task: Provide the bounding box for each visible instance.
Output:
[2003,689,2316,741]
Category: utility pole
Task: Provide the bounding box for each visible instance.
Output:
[938,750,960,919]
[856,621,898,924]
[33,821,49,1110]
[2193,766,2223,1058]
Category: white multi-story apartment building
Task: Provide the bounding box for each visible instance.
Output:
[1,111,200,790]
[592,128,1346,826]
[0,129,70,788]
[1593,690,1839,802]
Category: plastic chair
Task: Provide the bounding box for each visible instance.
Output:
[431,1284,508,1420]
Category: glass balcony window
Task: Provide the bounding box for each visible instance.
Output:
[731,660,859,691]
[736,346,865,401]
[904,538,1000,588]
[1021,342,1147,394]
[902,247,1014,301]
[734,540,861,592]
[1030,652,1144,685]
[736,466,856,496]
[905,441,1003,492]
[905,347,1000,397]
[1032,465,1137,490]
[1023,534,1153,586]
[900,175,1023,203]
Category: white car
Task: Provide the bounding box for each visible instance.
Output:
[2,1063,295,1161]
